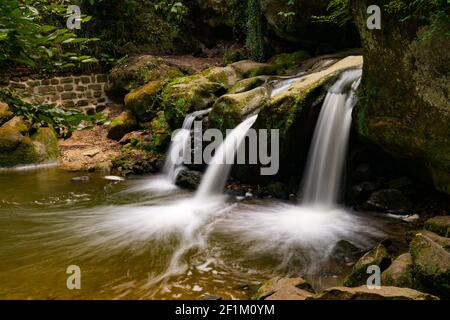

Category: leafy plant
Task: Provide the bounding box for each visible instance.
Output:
[0,87,101,138]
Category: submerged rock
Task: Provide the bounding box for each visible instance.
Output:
[363,189,413,215]
[344,243,391,287]
[313,286,438,300]
[382,253,414,288]
[425,216,450,238]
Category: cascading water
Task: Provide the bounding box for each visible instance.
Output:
[302,69,362,205]
[196,114,259,198]
[163,109,211,183]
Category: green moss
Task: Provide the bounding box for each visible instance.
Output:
[268,51,311,74]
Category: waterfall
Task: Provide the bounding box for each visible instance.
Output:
[196,115,258,198]
[302,69,362,205]
[163,109,211,183]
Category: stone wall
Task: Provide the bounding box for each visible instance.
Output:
[6,74,111,114]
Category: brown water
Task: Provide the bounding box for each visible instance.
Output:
[0,168,411,300]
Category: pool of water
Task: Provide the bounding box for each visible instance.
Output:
[0,168,412,300]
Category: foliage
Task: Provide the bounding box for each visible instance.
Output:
[0,0,98,72]
[0,87,101,138]
[246,0,265,62]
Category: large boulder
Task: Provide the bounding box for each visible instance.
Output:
[350,0,450,194]
[410,233,450,297]
[382,253,414,288]
[313,286,438,300]
[0,117,59,167]
[107,55,183,102]
[209,87,269,132]
[175,169,202,190]
[425,216,450,238]
[124,80,165,123]
[344,243,391,287]
[363,189,413,215]
[107,111,138,141]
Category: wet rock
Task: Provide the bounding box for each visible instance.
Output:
[253,277,314,300]
[410,233,450,297]
[363,189,413,215]
[344,244,391,287]
[266,182,289,200]
[382,253,414,288]
[425,216,450,238]
[200,294,222,301]
[124,80,165,122]
[229,76,269,94]
[313,286,438,300]
[350,181,378,203]
[224,187,245,198]
[175,170,202,190]
[330,240,364,268]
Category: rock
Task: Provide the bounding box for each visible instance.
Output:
[199,295,222,301]
[268,51,311,74]
[253,277,314,300]
[0,101,13,126]
[0,120,59,167]
[363,189,413,215]
[202,65,242,88]
[161,72,228,128]
[425,216,450,238]
[112,149,162,176]
[229,76,269,94]
[71,176,90,182]
[313,286,438,300]
[107,111,137,141]
[124,80,165,122]
[103,176,125,181]
[266,182,289,200]
[209,87,268,132]
[175,170,202,190]
[107,55,183,101]
[344,244,391,287]
[410,233,450,296]
[406,230,450,251]
[382,253,414,288]
[350,181,378,203]
[330,240,364,267]
[82,148,101,157]
[229,60,276,78]
[350,0,450,194]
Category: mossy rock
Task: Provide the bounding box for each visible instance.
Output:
[382,253,414,288]
[0,121,59,167]
[229,76,269,94]
[268,51,311,74]
[229,60,277,78]
[143,111,171,152]
[161,74,227,128]
[0,101,13,126]
[0,116,30,151]
[344,244,391,288]
[410,233,450,297]
[201,65,242,88]
[350,0,450,194]
[107,55,183,101]
[107,111,138,141]
[209,86,269,132]
[124,80,165,122]
[425,216,450,238]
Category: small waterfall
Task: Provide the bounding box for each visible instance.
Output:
[302,69,362,205]
[163,109,211,183]
[196,115,258,198]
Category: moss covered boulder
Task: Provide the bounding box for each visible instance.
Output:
[410,232,450,297]
[209,87,269,132]
[344,243,391,287]
[350,0,450,194]
[382,253,414,288]
[229,60,276,78]
[107,111,138,141]
[124,80,165,123]
[425,216,450,238]
[108,55,183,102]
[268,51,311,74]
[0,117,59,167]
[0,102,13,126]
[229,76,269,94]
